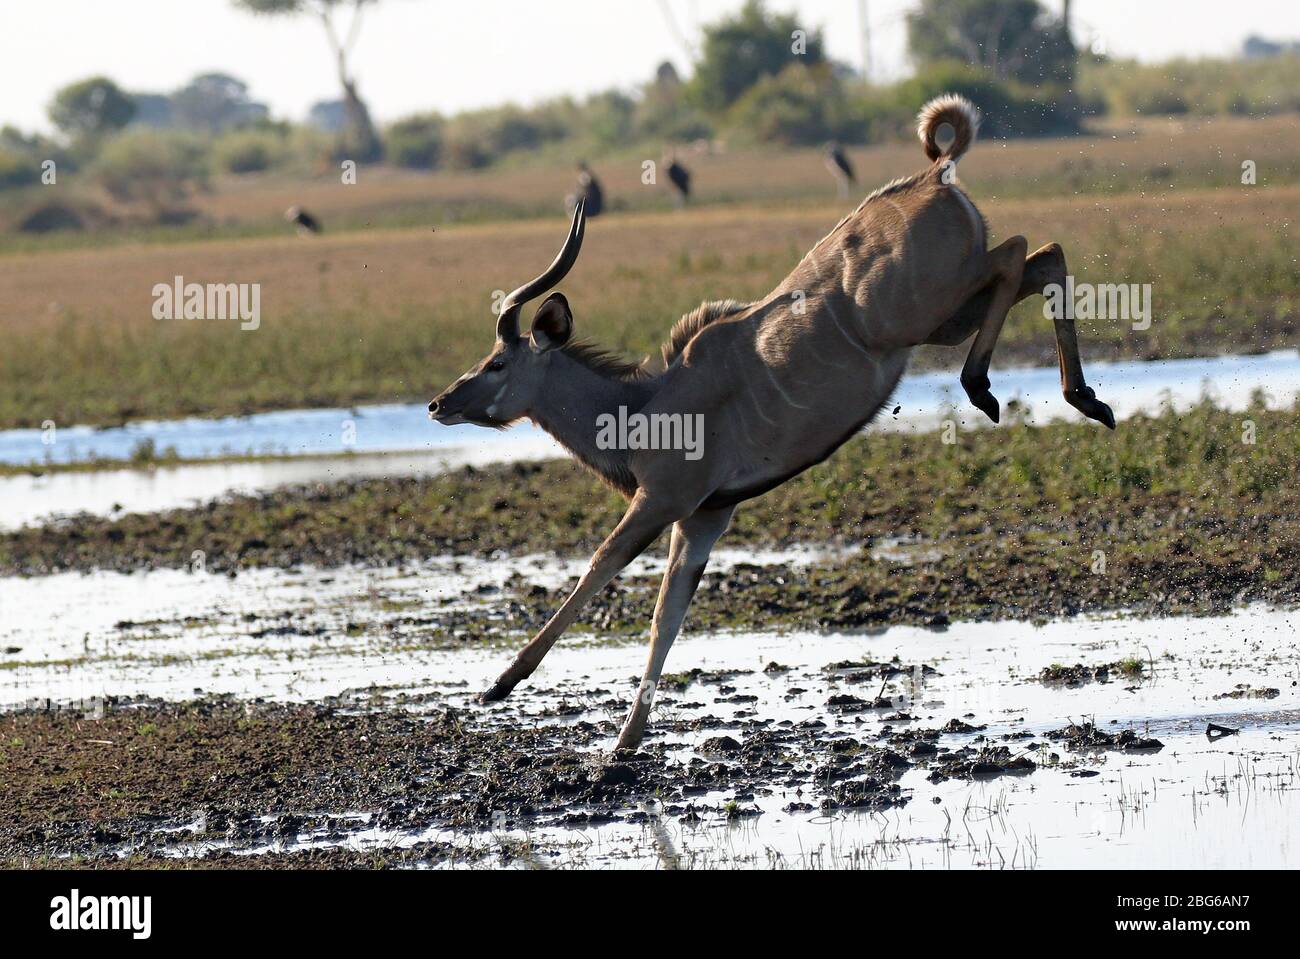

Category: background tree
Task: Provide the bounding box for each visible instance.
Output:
[170,73,269,133]
[636,62,713,142]
[48,76,135,143]
[233,0,382,160]
[688,0,827,113]
[907,0,1076,86]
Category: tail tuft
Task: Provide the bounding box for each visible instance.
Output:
[917,94,980,163]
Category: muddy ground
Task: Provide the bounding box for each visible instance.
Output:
[4,576,1298,868]
[2,659,1185,869]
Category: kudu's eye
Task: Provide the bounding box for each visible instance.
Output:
[486,359,506,372]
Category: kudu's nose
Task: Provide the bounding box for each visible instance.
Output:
[427,398,439,414]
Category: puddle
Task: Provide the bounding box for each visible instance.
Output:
[3,551,1298,868]
[0,443,560,532]
[5,350,1297,530]
[0,545,857,701]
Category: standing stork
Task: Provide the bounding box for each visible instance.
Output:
[664,153,691,208]
[284,206,322,236]
[824,141,856,200]
[565,161,604,218]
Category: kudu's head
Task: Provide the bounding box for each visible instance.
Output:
[427,201,585,428]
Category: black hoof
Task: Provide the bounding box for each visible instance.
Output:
[970,391,1000,424]
[478,679,514,704]
[1066,388,1116,430]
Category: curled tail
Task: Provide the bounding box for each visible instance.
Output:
[917,94,980,163]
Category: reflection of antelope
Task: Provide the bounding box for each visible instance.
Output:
[429,94,1114,752]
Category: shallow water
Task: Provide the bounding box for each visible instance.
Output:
[4,350,1297,469]
[0,441,561,532]
[3,557,1297,869]
[5,349,1298,530]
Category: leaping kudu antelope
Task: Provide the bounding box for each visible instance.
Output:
[429,94,1115,752]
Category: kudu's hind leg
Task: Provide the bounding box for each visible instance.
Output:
[960,235,1029,423]
[1039,244,1116,429]
[614,505,734,753]
[479,494,672,704]
[929,242,1115,428]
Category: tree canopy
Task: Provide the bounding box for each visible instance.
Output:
[688,0,827,113]
[907,0,1076,86]
[48,76,135,141]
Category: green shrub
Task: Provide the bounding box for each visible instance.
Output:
[582,91,636,148]
[1080,54,1300,117]
[0,149,40,190]
[892,60,1079,137]
[211,128,288,174]
[93,130,207,210]
[441,106,569,170]
[386,113,444,169]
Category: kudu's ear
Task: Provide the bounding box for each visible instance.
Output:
[530,292,573,353]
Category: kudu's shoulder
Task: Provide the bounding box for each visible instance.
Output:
[661,298,754,368]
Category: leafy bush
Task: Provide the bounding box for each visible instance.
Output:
[211,127,288,173]
[635,70,714,143]
[582,91,636,148]
[441,105,569,169]
[1080,55,1300,117]
[726,63,858,146]
[93,130,207,210]
[689,0,827,112]
[0,149,40,190]
[891,60,1079,137]
[386,113,444,169]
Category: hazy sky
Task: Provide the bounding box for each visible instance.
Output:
[3,0,1299,133]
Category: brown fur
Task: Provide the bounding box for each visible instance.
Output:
[660,299,752,368]
[558,340,651,382]
[917,93,980,162]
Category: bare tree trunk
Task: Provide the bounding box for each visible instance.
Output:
[338,68,381,162]
[319,1,382,162]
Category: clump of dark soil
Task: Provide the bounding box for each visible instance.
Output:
[926,745,1036,782]
[1213,685,1281,700]
[1044,721,1164,752]
[1037,660,1145,686]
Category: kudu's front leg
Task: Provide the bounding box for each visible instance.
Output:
[479,493,673,704]
[614,505,734,753]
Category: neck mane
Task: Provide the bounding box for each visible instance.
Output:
[527,343,660,496]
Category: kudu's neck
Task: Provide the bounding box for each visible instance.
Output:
[527,349,659,494]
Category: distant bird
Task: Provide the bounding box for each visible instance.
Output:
[664,155,691,208]
[564,162,604,217]
[284,206,322,236]
[824,141,856,200]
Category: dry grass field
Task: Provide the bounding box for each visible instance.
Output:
[0,115,1296,429]
[191,114,1300,222]
[3,114,1298,250]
